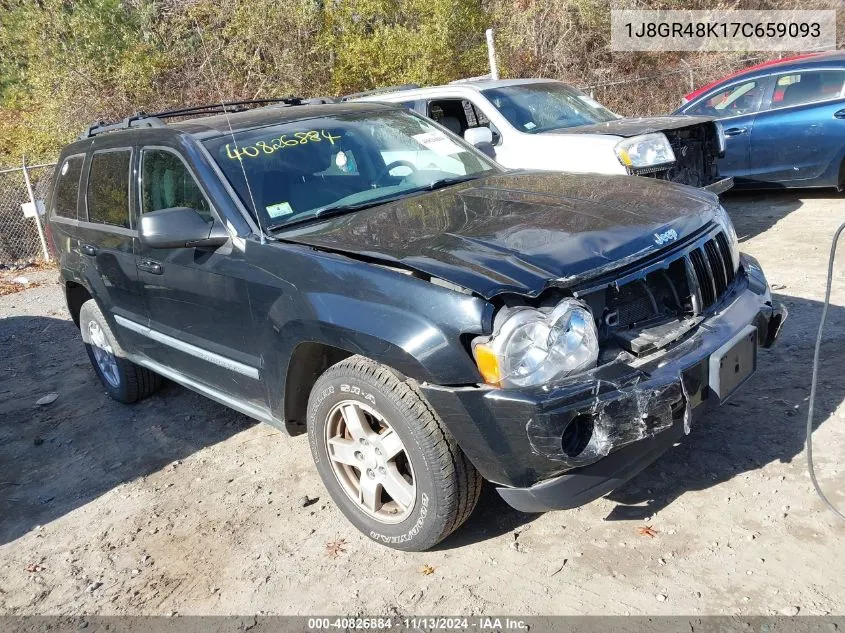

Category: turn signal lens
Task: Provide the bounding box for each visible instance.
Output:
[473,344,502,386]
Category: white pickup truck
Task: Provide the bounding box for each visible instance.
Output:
[351,78,732,193]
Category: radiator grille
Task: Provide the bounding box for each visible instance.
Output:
[687,231,736,311]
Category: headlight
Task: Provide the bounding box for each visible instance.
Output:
[472,299,599,388]
[615,133,675,169]
[713,204,740,272]
[714,120,726,155]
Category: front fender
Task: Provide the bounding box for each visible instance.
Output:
[248,246,491,419]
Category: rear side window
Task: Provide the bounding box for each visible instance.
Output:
[52,155,84,219]
[772,70,845,108]
[87,150,132,228]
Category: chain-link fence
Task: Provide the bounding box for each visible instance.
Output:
[0,163,56,264]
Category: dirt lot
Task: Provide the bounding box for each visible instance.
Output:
[1,190,844,616]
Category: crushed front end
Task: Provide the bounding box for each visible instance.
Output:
[628,123,732,194]
[421,220,786,512]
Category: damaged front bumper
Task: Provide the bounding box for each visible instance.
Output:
[421,254,786,513]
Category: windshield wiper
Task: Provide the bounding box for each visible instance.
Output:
[267,197,403,232]
[267,175,486,233]
[422,174,483,191]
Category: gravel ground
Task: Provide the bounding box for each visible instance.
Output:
[1,190,844,616]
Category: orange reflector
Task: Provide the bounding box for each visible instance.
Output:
[474,344,502,386]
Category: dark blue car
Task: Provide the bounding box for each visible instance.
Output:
[674,51,845,190]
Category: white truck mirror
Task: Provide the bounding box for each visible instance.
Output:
[464,127,493,147]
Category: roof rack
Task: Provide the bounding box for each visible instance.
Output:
[80,97,305,139]
[448,75,493,84]
[340,84,420,102]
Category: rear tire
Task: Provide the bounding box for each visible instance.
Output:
[79,300,162,403]
[307,355,482,551]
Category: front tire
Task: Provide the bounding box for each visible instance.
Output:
[79,299,162,403]
[307,356,482,551]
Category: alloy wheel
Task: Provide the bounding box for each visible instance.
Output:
[324,400,416,523]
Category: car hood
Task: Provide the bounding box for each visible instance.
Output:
[281,172,719,299]
[547,115,715,138]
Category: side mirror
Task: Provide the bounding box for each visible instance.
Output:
[464,127,496,159]
[464,126,493,146]
[139,207,229,249]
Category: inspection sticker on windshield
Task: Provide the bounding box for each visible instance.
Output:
[413,131,461,156]
[266,201,294,218]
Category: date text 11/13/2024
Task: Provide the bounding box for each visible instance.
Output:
[307,617,529,630]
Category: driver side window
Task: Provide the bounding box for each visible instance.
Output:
[426,98,500,143]
[688,79,766,117]
[141,149,213,223]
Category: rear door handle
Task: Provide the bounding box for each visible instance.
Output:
[80,244,98,256]
[834,109,845,119]
[723,127,748,137]
[137,259,163,275]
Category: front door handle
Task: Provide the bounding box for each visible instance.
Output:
[80,243,98,256]
[834,109,845,119]
[137,259,163,275]
[723,127,748,137]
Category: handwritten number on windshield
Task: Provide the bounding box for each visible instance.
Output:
[226,129,342,161]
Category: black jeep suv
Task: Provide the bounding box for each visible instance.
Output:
[47,99,786,551]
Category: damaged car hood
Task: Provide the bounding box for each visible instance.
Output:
[281,172,719,299]
[549,115,716,138]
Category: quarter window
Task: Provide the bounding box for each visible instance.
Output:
[52,155,84,219]
[87,150,132,228]
[141,150,212,223]
[771,70,845,108]
[688,79,765,116]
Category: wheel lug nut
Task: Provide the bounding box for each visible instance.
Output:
[374,447,381,456]
[354,451,363,460]
[359,438,368,446]
[378,466,386,475]
[366,469,375,479]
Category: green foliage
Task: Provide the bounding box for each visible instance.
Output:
[0,0,165,161]
[0,0,490,164]
[323,0,488,94]
[1,0,841,165]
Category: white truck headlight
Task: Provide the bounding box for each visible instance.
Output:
[713,204,740,272]
[615,133,675,169]
[472,299,599,388]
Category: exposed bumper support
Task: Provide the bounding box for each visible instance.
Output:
[703,177,734,195]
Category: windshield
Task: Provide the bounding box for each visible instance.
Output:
[482,82,619,134]
[204,109,498,230]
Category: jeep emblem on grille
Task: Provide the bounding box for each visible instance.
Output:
[654,228,678,245]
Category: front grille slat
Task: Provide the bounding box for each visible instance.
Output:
[715,231,736,284]
[704,238,728,296]
[689,248,715,307]
[683,229,737,314]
